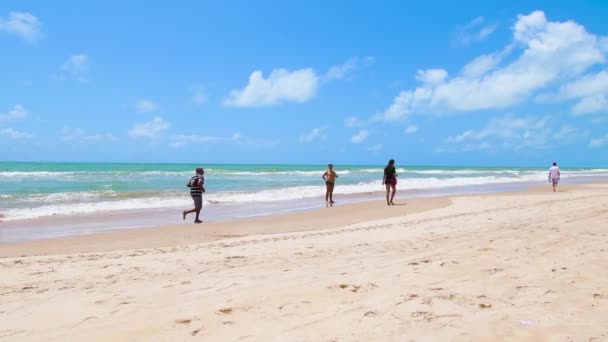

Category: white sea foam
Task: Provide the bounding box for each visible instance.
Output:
[2,196,198,221]
[2,168,608,221]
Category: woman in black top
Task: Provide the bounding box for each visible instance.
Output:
[382,159,397,205]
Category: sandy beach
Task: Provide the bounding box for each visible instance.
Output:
[2,182,608,341]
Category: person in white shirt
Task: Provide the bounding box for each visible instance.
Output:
[548,162,561,192]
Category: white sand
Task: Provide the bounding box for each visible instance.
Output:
[1,183,608,341]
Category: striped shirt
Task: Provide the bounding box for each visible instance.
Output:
[189,174,205,195]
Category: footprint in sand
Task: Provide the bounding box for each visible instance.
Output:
[487,268,503,275]
[218,308,233,314]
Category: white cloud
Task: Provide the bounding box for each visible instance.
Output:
[299,127,327,143]
[0,127,32,139]
[589,134,608,148]
[552,125,590,144]
[129,116,170,138]
[191,86,207,105]
[0,11,42,44]
[325,58,358,81]
[453,16,497,46]
[344,116,361,127]
[351,129,369,143]
[324,56,373,81]
[368,143,382,152]
[377,11,608,121]
[136,99,158,113]
[444,115,551,151]
[60,54,89,82]
[0,104,28,122]
[573,95,608,115]
[225,68,319,107]
[61,127,117,142]
[536,70,608,115]
[461,46,513,78]
[405,125,419,134]
[416,69,448,84]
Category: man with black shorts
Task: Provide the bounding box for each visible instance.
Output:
[322,164,338,207]
[183,167,205,223]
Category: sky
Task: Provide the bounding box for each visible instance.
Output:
[1,0,607,167]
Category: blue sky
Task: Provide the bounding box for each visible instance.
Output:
[1,0,607,166]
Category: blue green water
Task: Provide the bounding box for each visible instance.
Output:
[1,162,607,222]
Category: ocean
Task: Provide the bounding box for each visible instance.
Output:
[1,162,607,242]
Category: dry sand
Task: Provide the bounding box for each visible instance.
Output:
[1,183,608,341]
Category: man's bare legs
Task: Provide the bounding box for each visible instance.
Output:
[325,183,335,207]
[182,208,202,223]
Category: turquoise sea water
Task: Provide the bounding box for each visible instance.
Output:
[1,162,607,222]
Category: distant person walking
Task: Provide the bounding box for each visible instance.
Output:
[183,167,205,223]
[382,159,397,205]
[548,162,561,192]
[322,164,338,207]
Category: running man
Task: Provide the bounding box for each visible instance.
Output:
[382,159,397,205]
[183,167,205,223]
[322,164,338,207]
[548,162,561,192]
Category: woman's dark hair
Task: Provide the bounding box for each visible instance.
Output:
[196,167,204,174]
[388,159,395,166]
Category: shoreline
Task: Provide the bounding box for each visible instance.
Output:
[3,176,604,244]
[2,181,603,258]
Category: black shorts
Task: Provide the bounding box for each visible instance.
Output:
[191,195,202,210]
[326,181,335,191]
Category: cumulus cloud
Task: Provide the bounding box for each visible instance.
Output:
[589,134,608,148]
[299,127,327,143]
[129,117,170,138]
[0,127,32,139]
[536,70,608,115]
[404,125,419,134]
[416,69,448,85]
[453,16,497,46]
[136,99,158,113]
[376,10,608,121]
[0,104,28,122]
[351,129,369,143]
[0,11,42,44]
[59,54,89,82]
[225,68,319,107]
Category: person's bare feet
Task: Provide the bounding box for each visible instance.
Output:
[182,211,187,220]
[194,220,202,224]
